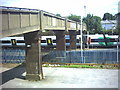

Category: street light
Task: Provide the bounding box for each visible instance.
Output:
[80,5,87,63]
[117,37,119,63]
[80,16,84,63]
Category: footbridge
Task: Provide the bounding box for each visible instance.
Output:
[0,6,86,80]
[1,6,86,37]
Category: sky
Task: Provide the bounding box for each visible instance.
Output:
[0,0,119,18]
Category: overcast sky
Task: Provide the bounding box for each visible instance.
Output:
[0,0,119,18]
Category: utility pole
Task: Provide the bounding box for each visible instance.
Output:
[80,16,84,63]
[84,5,89,49]
[117,37,119,63]
[84,5,86,17]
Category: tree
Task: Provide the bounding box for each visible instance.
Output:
[83,14,93,32]
[92,16,102,33]
[67,14,81,22]
[56,14,61,17]
[102,13,116,20]
[83,14,102,33]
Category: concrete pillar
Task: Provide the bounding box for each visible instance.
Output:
[54,30,66,51]
[69,30,77,50]
[24,31,43,81]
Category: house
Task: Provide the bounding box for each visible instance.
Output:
[101,20,117,30]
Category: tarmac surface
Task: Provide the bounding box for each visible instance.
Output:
[0,65,119,88]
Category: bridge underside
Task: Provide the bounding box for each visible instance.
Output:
[0,6,86,80]
[23,30,77,80]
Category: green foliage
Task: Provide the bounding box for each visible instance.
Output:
[83,14,102,33]
[101,29,119,34]
[43,64,95,68]
[117,25,120,34]
[92,16,102,33]
[102,29,112,33]
[42,64,119,69]
[102,13,116,20]
[62,65,95,68]
[56,14,61,17]
[67,14,81,22]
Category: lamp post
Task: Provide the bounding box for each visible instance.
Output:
[80,16,84,63]
[117,37,119,63]
[80,5,87,63]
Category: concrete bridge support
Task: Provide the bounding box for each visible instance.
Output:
[24,31,43,81]
[54,30,66,51]
[69,30,77,50]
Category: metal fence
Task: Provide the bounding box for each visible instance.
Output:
[1,47,120,64]
[1,47,25,63]
[42,49,120,64]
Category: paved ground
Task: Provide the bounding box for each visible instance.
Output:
[0,66,119,88]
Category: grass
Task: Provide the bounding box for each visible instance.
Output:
[61,65,95,68]
[43,64,97,68]
[43,64,119,69]
[1,63,119,69]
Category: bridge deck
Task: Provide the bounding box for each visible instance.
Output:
[0,6,86,38]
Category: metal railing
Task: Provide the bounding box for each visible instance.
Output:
[1,47,120,64]
[1,47,25,63]
[42,49,120,64]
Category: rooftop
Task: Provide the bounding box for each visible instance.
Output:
[101,20,117,24]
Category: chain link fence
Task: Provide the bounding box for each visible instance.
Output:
[42,49,120,64]
[1,47,25,63]
[1,47,120,64]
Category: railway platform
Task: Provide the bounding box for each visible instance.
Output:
[0,64,119,88]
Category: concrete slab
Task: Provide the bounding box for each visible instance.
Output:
[1,67,118,88]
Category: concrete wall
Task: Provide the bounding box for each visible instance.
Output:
[2,11,39,31]
[21,14,30,27]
